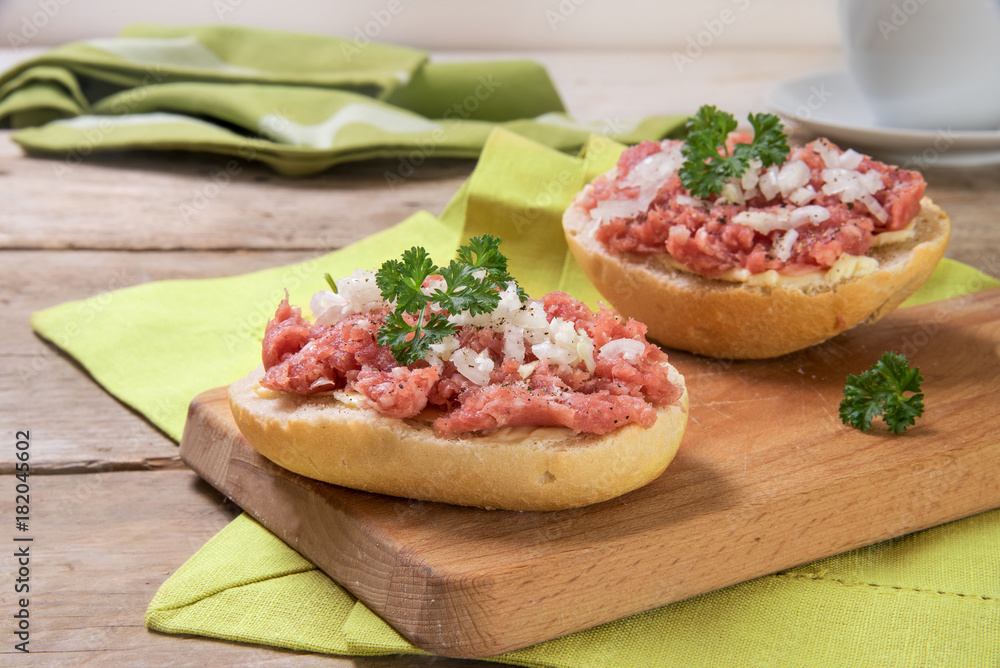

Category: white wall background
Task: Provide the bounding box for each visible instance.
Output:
[0,0,841,50]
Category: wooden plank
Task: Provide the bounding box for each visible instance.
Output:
[181,288,1000,658]
[2,152,998,279]
[0,468,503,667]
[0,131,470,251]
[0,249,314,473]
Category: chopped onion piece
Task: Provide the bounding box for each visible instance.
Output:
[429,335,459,361]
[452,347,494,386]
[532,341,576,365]
[733,208,793,234]
[421,277,446,297]
[861,169,884,193]
[311,269,383,325]
[814,140,841,168]
[821,169,852,197]
[578,337,596,373]
[548,316,588,368]
[859,193,889,222]
[518,303,551,344]
[741,158,762,190]
[821,166,886,227]
[758,165,781,200]
[598,338,645,363]
[425,353,444,372]
[594,143,684,223]
[448,309,493,329]
[339,269,382,311]
[549,317,576,347]
[778,160,811,197]
[624,143,685,204]
[311,290,350,326]
[675,194,704,208]
[773,229,799,262]
[497,282,522,313]
[788,185,817,206]
[669,224,691,244]
[503,323,525,364]
[308,375,337,392]
[839,148,864,170]
[821,168,883,201]
[721,181,744,205]
[789,205,831,227]
[591,197,646,224]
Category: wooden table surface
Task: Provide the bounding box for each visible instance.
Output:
[2,46,999,666]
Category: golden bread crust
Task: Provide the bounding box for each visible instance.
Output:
[563,193,950,359]
[229,365,689,511]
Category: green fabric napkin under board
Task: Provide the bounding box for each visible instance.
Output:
[0,24,688,175]
[30,128,1000,666]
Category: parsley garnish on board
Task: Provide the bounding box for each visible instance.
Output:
[375,235,523,365]
[839,352,925,434]
[678,104,790,200]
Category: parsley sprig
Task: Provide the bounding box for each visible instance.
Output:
[839,352,925,434]
[374,235,523,365]
[678,105,790,200]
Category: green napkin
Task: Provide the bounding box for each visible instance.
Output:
[146,508,1000,667]
[31,128,1000,665]
[2,23,429,98]
[0,24,686,175]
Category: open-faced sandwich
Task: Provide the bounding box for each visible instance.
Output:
[229,236,688,511]
[563,106,951,359]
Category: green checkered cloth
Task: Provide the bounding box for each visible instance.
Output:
[0,24,686,175]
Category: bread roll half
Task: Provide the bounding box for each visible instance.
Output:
[229,365,689,511]
[563,195,950,359]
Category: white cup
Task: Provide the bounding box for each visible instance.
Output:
[839,0,1000,131]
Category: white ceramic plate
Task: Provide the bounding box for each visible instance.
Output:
[765,71,1000,167]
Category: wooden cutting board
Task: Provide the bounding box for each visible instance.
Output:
[179,287,1000,659]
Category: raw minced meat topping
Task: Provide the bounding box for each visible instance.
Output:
[583,135,926,278]
[259,277,683,436]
